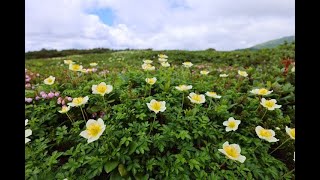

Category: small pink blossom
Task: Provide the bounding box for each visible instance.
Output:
[25,83,31,88]
[41,94,47,99]
[54,92,60,97]
[35,96,40,100]
[40,91,46,95]
[25,98,33,103]
[67,97,72,101]
[48,92,55,98]
[61,100,65,105]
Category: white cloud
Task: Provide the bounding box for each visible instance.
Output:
[25,0,295,51]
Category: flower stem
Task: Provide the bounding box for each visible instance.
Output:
[80,106,86,121]
[181,92,185,109]
[270,138,291,154]
[66,112,74,123]
[280,168,295,179]
[261,108,268,121]
[148,115,157,135]
[207,98,212,114]
[102,96,107,110]
[149,85,152,96]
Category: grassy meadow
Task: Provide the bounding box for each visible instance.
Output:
[25,43,295,179]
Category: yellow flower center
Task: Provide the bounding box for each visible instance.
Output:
[228,121,236,128]
[265,100,275,108]
[87,124,102,137]
[72,64,81,71]
[209,92,216,96]
[151,101,161,111]
[290,129,295,138]
[62,107,68,112]
[192,95,202,102]
[260,129,272,138]
[97,84,107,94]
[258,88,268,95]
[47,79,53,83]
[224,146,239,158]
[73,97,84,105]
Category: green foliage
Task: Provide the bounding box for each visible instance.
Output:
[25,44,295,179]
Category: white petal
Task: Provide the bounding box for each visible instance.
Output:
[97,118,105,126]
[80,130,88,138]
[25,119,28,126]
[25,138,31,144]
[275,105,282,108]
[67,102,74,107]
[226,127,232,132]
[222,141,229,149]
[238,155,246,163]
[25,129,32,137]
[86,119,97,127]
[235,120,241,126]
[92,85,97,92]
[268,137,279,142]
[232,144,241,153]
[228,117,235,121]
[218,149,225,155]
[223,121,229,126]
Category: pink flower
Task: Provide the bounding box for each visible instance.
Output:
[54,92,60,97]
[25,98,33,103]
[48,92,55,98]
[61,100,65,105]
[25,84,31,88]
[35,96,40,100]
[41,94,47,99]
[40,91,46,95]
[67,97,72,101]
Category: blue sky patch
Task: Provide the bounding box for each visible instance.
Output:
[89,8,114,25]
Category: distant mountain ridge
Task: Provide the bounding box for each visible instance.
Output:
[248,36,295,50]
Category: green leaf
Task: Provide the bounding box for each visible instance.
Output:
[118,164,128,177]
[128,141,139,155]
[104,161,119,173]
[110,171,123,180]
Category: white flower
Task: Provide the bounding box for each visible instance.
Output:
[293,152,295,162]
[291,66,295,72]
[158,58,168,62]
[182,62,193,68]
[64,60,74,65]
[92,82,113,96]
[161,62,170,67]
[67,96,89,107]
[223,117,241,132]
[158,54,168,59]
[175,85,192,91]
[205,92,221,99]
[25,129,32,144]
[238,70,248,77]
[147,99,166,114]
[69,63,83,72]
[90,62,98,66]
[218,141,246,163]
[58,106,71,114]
[44,76,55,85]
[255,126,279,142]
[142,63,155,71]
[220,74,229,77]
[285,126,295,140]
[25,119,28,126]
[260,98,282,110]
[250,88,273,96]
[145,77,157,85]
[188,92,206,104]
[143,60,153,64]
[200,70,209,75]
[80,118,106,143]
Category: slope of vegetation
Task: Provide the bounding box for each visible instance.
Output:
[25,42,295,179]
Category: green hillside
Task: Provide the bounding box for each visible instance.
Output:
[249,36,295,50]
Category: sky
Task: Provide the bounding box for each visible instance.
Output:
[25,0,295,52]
